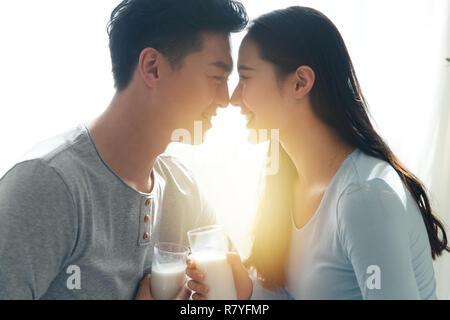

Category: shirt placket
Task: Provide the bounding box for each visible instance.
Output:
[138,196,153,246]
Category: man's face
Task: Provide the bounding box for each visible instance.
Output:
[159,31,232,144]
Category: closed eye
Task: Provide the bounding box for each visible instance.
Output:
[213,76,227,81]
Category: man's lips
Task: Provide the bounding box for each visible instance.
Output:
[201,111,216,130]
[201,111,217,120]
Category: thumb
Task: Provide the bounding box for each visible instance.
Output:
[227,252,253,300]
[136,274,154,300]
[227,252,245,274]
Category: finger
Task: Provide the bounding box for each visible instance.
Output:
[186,266,205,282]
[186,256,196,269]
[226,252,253,300]
[226,252,243,268]
[227,252,246,276]
[135,274,153,300]
[187,279,209,295]
[192,292,206,300]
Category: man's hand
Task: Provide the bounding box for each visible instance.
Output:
[135,274,192,300]
[135,274,154,300]
[186,252,253,300]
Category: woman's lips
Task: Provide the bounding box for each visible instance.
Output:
[244,113,253,121]
[241,110,255,126]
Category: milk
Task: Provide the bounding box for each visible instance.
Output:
[151,262,186,300]
[193,250,237,300]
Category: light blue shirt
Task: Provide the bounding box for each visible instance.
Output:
[285,148,437,299]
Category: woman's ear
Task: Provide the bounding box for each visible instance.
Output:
[293,66,315,99]
[138,47,163,88]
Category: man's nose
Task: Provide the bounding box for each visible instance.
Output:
[215,83,230,108]
[230,84,241,107]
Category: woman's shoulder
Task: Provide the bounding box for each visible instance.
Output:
[341,149,409,207]
[335,150,413,226]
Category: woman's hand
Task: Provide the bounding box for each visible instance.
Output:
[135,274,192,300]
[185,256,209,300]
[227,252,253,300]
[186,252,253,300]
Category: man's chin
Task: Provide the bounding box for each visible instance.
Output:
[200,120,213,145]
[202,119,212,133]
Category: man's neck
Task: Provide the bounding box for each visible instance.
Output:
[87,91,171,194]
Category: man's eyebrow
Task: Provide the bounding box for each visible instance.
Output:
[209,61,233,73]
[238,65,255,72]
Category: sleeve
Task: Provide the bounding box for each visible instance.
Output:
[336,179,420,299]
[250,283,292,300]
[160,153,217,228]
[198,188,217,228]
[0,160,78,299]
[248,267,291,300]
[193,179,239,252]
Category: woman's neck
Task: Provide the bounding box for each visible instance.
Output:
[280,115,355,192]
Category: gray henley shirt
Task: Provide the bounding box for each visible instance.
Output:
[0,124,215,299]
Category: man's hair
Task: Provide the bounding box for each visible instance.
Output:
[107,0,248,91]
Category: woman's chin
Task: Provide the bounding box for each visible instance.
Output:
[245,117,255,129]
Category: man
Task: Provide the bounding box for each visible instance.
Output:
[0,0,247,299]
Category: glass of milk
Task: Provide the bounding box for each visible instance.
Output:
[187,225,237,300]
[150,242,189,300]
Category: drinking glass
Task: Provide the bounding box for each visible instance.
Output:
[150,242,189,300]
[187,225,237,300]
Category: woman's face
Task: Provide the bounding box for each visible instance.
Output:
[231,38,291,132]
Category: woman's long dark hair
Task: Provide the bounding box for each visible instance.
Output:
[244,6,450,289]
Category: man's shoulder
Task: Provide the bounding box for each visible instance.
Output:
[0,158,73,208]
[1,124,92,191]
[18,124,88,165]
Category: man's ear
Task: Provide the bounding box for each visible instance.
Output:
[138,47,162,88]
[293,65,315,99]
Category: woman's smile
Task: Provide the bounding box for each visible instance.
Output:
[239,108,255,127]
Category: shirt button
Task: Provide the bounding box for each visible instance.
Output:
[143,232,149,240]
[144,215,150,223]
[145,199,151,206]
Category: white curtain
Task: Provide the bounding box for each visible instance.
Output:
[0,0,449,299]
[426,3,450,300]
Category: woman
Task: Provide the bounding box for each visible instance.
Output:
[186,6,449,299]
